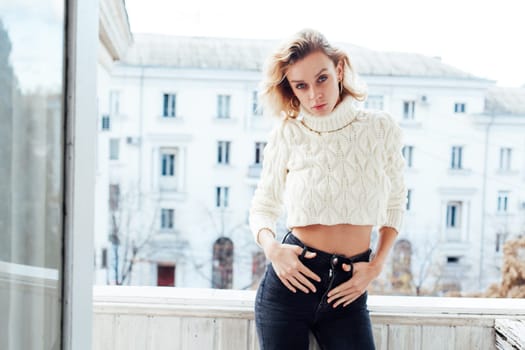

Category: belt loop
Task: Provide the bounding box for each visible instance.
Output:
[281,231,291,244]
[300,246,308,259]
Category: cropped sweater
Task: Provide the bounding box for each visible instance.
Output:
[249,97,407,245]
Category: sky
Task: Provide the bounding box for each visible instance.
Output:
[125,0,525,87]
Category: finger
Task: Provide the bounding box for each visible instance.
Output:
[288,277,310,294]
[342,263,351,272]
[303,251,317,259]
[294,272,317,293]
[280,278,297,293]
[327,284,353,301]
[335,292,361,308]
[299,265,321,282]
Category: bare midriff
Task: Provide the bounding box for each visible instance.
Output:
[292,223,373,257]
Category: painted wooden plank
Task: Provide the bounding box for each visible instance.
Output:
[388,324,421,350]
[455,326,494,350]
[180,317,215,350]
[92,314,115,350]
[115,315,149,350]
[248,319,259,350]
[217,318,249,350]
[148,316,182,350]
[372,324,388,350]
[421,326,454,350]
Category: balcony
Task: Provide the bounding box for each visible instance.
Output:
[92,286,525,350]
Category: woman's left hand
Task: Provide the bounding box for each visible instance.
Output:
[326,262,382,308]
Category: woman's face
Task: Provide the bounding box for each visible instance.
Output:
[286,51,343,117]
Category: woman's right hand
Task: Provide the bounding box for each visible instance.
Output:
[265,240,321,293]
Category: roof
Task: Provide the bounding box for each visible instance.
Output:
[485,87,525,115]
[122,34,485,80]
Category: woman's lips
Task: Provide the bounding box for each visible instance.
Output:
[312,103,327,110]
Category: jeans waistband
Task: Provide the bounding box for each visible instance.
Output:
[282,231,372,266]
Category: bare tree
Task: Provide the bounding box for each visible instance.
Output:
[107,184,159,285]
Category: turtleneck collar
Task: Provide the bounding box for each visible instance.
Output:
[298,97,357,133]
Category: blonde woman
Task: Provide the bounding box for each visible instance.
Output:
[249,29,407,350]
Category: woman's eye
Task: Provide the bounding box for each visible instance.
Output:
[296,83,306,89]
[318,75,328,83]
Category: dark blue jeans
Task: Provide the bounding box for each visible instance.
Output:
[255,232,375,350]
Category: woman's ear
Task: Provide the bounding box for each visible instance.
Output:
[337,60,344,81]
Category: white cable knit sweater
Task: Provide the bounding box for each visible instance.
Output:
[249,97,407,245]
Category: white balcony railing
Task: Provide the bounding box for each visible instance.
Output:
[93,286,525,350]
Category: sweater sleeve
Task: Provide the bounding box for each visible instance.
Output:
[249,121,290,245]
[381,114,407,233]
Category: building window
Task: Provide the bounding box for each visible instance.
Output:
[217,141,231,164]
[406,189,412,211]
[109,138,119,160]
[497,191,509,212]
[255,142,267,165]
[365,95,384,110]
[157,265,175,287]
[101,114,110,130]
[217,94,231,119]
[495,232,506,253]
[160,208,175,230]
[216,186,229,208]
[447,256,460,264]
[101,248,108,268]
[402,145,414,168]
[212,237,234,289]
[109,184,120,211]
[403,100,415,120]
[163,93,177,118]
[499,147,512,171]
[109,90,120,116]
[252,91,262,116]
[454,102,466,113]
[161,152,176,176]
[451,146,463,169]
[446,201,462,228]
[252,251,266,286]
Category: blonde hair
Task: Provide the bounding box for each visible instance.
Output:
[260,29,367,118]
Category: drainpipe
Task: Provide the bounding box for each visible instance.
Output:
[479,111,495,290]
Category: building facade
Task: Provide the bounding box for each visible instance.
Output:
[94,29,525,294]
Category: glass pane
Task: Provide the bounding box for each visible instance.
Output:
[0,1,65,349]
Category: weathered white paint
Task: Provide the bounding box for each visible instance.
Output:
[93,286,525,350]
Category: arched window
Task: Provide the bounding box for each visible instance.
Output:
[392,239,413,293]
[212,237,233,289]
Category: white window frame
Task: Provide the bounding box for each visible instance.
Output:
[402,145,414,168]
[403,100,415,120]
[161,151,176,177]
[499,147,512,171]
[497,191,509,212]
[254,142,266,165]
[217,94,231,119]
[216,186,230,208]
[101,114,110,130]
[109,138,119,161]
[160,208,175,230]
[451,146,463,169]
[446,201,462,229]
[252,91,262,116]
[163,93,177,118]
[217,141,231,165]
[454,102,466,113]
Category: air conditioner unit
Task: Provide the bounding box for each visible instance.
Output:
[126,136,140,145]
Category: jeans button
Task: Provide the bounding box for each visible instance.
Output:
[331,256,338,266]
